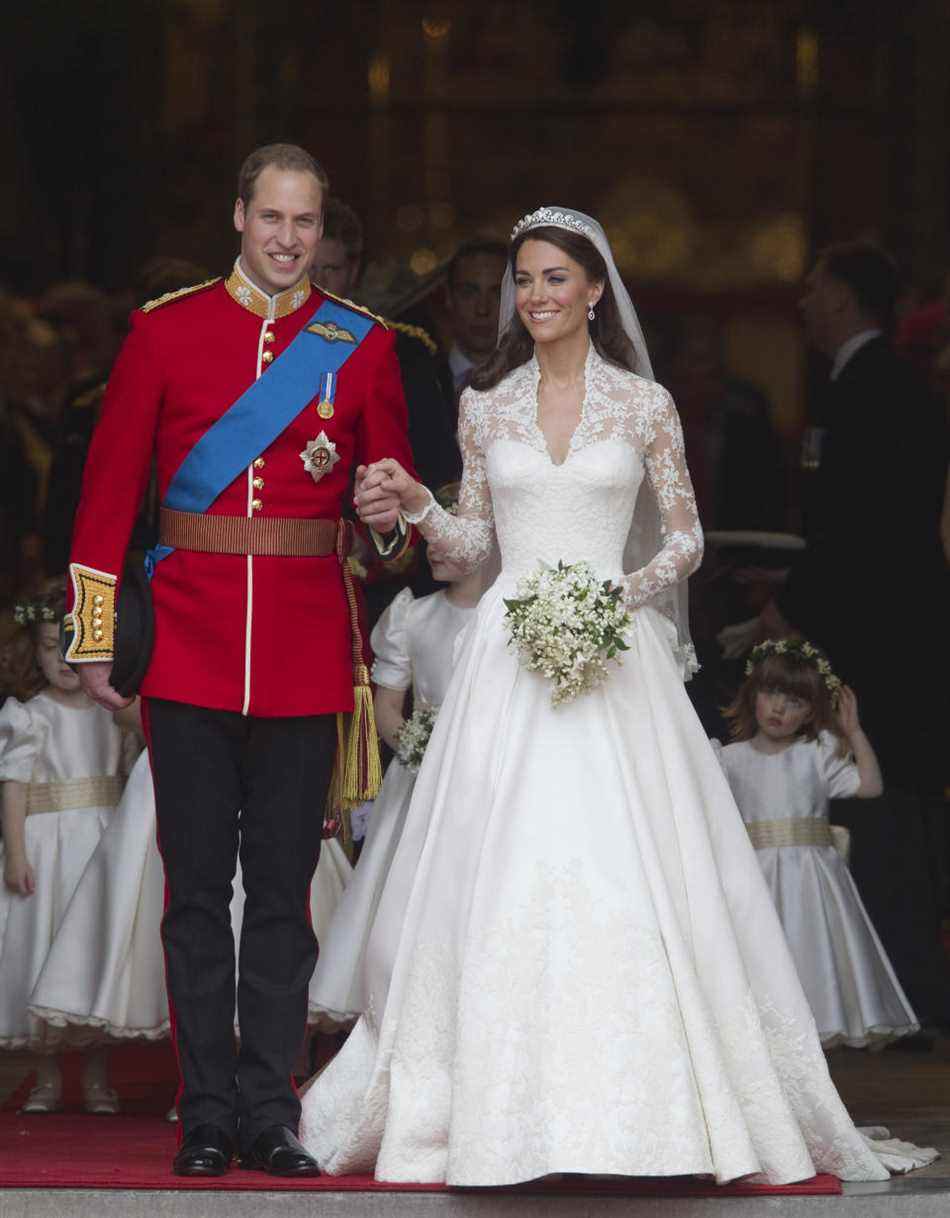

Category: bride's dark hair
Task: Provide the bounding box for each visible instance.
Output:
[470,225,641,392]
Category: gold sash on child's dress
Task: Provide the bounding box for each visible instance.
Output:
[745,817,833,849]
[26,776,123,815]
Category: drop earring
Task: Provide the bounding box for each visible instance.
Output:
[587,305,595,321]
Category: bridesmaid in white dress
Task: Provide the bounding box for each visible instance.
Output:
[299,207,935,1187]
[29,702,352,1051]
[715,640,918,1049]
[0,606,127,1113]
[308,534,484,1025]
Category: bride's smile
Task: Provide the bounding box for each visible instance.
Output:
[514,238,601,345]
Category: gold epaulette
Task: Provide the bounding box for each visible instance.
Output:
[319,288,390,331]
[140,277,222,314]
[388,320,438,356]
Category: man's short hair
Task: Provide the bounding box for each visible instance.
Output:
[820,240,900,330]
[322,198,364,264]
[447,238,508,290]
[237,143,330,209]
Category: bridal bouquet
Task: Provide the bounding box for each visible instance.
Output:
[395,705,438,772]
[503,560,631,706]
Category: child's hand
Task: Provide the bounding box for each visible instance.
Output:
[3,853,35,897]
[836,685,861,739]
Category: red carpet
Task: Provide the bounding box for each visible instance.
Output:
[1,1045,841,1195]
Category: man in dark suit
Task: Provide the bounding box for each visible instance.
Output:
[444,238,507,395]
[778,242,946,789]
[761,242,948,1022]
[311,197,460,491]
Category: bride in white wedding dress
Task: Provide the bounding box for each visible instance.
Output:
[299,206,935,1187]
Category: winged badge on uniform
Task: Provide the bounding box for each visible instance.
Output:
[307,320,357,344]
[300,430,341,483]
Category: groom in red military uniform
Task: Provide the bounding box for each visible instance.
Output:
[65,144,411,1177]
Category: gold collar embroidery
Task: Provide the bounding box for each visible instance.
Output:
[225,259,312,321]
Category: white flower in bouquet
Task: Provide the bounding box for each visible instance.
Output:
[395,704,438,772]
[503,560,631,706]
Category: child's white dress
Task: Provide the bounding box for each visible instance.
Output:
[29,748,352,1045]
[716,731,918,1048]
[0,693,125,1049]
[308,588,475,1024]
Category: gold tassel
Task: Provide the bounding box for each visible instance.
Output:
[342,664,382,808]
[334,521,383,816]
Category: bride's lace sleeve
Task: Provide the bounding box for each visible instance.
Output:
[404,388,495,573]
[623,386,704,608]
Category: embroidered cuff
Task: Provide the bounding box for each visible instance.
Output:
[64,564,117,663]
[402,488,436,525]
[370,514,411,563]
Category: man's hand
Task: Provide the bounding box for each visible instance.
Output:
[354,459,428,531]
[354,463,401,533]
[78,661,133,712]
[3,852,35,897]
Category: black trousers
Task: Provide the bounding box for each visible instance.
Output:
[144,698,336,1146]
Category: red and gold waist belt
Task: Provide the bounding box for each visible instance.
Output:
[159,508,350,557]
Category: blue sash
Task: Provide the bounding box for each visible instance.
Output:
[146,298,373,573]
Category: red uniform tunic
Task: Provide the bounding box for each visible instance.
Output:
[67,265,414,717]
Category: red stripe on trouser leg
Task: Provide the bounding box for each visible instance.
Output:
[141,697,186,1147]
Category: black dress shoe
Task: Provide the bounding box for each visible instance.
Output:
[241,1125,320,1176]
[172,1123,235,1177]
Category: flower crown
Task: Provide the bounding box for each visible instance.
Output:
[745,638,842,704]
[510,207,596,243]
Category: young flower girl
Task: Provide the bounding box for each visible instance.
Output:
[716,638,918,1049]
[308,530,486,1025]
[0,589,127,1112]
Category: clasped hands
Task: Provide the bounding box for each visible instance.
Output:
[354,459,429,533]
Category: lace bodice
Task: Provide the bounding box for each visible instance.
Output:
[410,346,704,607]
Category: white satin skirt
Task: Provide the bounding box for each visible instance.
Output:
[300,591,935,1185]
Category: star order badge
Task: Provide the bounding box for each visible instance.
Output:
[300,431,341,483]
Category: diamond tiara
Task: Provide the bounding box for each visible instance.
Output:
[510,207,596,242]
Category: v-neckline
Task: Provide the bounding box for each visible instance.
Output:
[530,345,591,468]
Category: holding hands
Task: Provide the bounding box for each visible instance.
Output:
[354,459,430,531]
